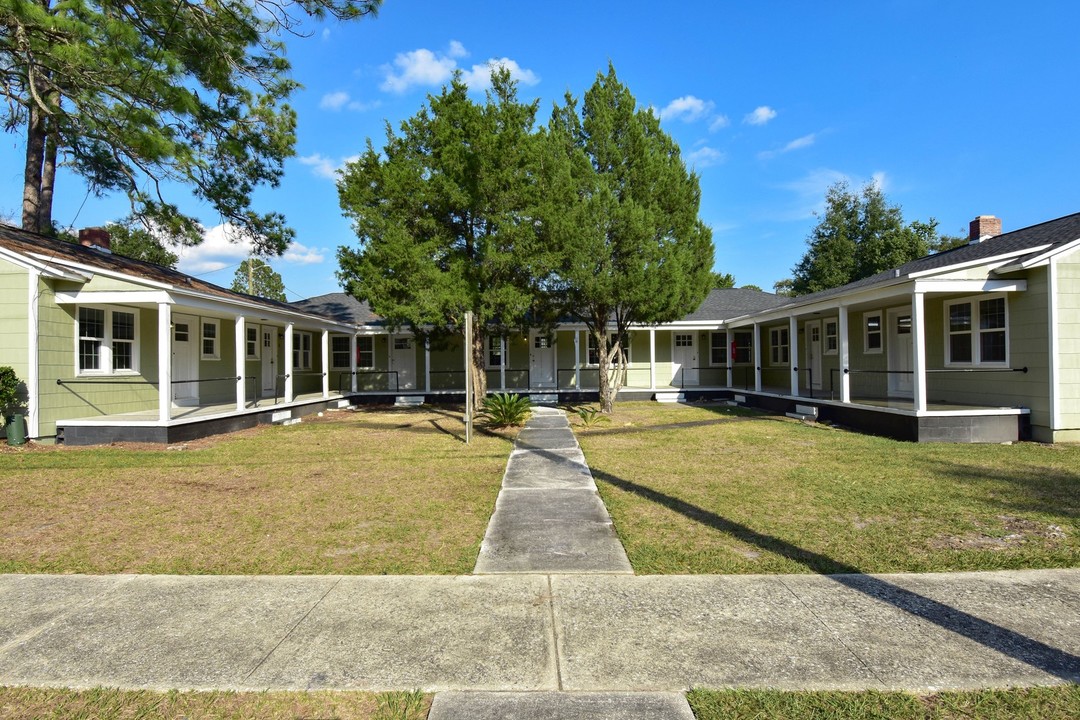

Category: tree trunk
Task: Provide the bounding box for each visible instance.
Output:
[470,329,487,417]
[22,104,46,233]
[38,123,57,232]
[596,328,614,413]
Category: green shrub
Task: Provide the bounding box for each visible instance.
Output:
[0,366,21,423]
[573,405,610,428]
[479,393,532,428]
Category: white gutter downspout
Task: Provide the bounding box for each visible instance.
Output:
[27,269,40,439]
[1049,257,1061,435]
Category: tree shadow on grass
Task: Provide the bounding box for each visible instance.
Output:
[582,459,1080,683]
[914,458,1080,521]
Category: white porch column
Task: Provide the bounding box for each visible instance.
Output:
[789,315,799,397]
[158,302,172,423]
[349,334,358,393]
[321,329,330,399]
[726,329,734,388]
[912,291,927,412]
[838,305,850,403]
[753,323,762,392]
[424,338,431,393]
[284,322,294,402]
[648,329,657,389]
[572,331,580,388]
[234,315,246,411]
[500,337,506,390]
[27,269,40,439]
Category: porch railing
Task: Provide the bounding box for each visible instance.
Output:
[337,370,400,393]
[828,367,1029,401]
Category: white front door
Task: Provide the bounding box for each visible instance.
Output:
[806,320,823,390]
[172,313,198,405]
[672,333,698,386]
[887,307,914,397]
[261,326,277,398]
[390,335,416,390]
[529,331,556,387]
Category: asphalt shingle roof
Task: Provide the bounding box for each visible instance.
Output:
[291,293,383,325]
[682,287,790,321]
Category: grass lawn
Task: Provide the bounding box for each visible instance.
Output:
[574,402,1080,574]
[0,687,428,720]
[687,686,1080,720]
[0,407,513,575]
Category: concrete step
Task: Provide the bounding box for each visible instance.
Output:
[428,692,695,720]
[393,395,425,407]
[655,391,685,403]
[529,393,559,406]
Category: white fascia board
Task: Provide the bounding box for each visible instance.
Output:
[169,290,353,331]
[731,280,915,326]
[26,253,174,289]
[53,290,173,305]
[0,246,88,280]
[913,278,1027,294]
[996,237,1080,273]
[906,245,1052,279]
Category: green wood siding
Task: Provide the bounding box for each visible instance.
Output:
[0,259,28,382]
[1057,251,1080,434]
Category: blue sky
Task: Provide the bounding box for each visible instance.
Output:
[3,1,1078,300]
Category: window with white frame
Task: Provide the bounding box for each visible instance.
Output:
[945,295,1008,366]
[201,319,220,360]
[825,320,838,355]
[588,333,630,365]
[863,312,882,354]
[246,326,259,360]
[331,336,351,368]
[710,331,727,365]
[293,331,312,370]
[769,327,789,365]
[77,306,140,374]
[732,330,752,364]
[357,336,374,368]
[488,336,503,367]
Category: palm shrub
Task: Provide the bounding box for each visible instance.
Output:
[479,393,532,428]
[573,405,610,429]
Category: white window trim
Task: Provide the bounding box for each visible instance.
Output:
[768,327,789,366]
[732,330,753,365]
[863,310,883,355]
[201,318,221,360]
[246,326,260,360]
[824,319,838,356]
[294,331,313,370]
[944,293,1010,368]
[357,336,375,369]
[587,332,631,367]
[75,305,141,376]
[488,336,503,368]
[709,331,727,366]
[331,335,352,369]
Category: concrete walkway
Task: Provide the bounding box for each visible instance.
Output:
[474,407,632,574]
[0,570,1077,695]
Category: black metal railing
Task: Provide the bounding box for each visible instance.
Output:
[829,366,1029,402]
[336,370,400,393]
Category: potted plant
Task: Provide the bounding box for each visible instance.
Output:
[0,366,24,441]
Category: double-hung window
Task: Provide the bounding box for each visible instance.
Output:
[357,336,374,368]
[488,337,503,367]
[710,332,727,365]
[863,312,883,354]
[246,326,260,360]
[732,330,753,364]
[201,319,220,360]
[769,327,789,365]
[77,306,139,374]
[825,320,838,355]
[293,332,313,370]
[588,333,630,366]
[945,295,1008,366]
[331,336,352,368]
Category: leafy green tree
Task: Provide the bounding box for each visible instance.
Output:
[54,218,178,266]
[712,271,736,289]
[790,182,955,295]
[771,279,794,296]
[2,0,380,253]
[231,258,286,301]
[337,70,548,410]
[539,65,714,412]
[740,284,763,292]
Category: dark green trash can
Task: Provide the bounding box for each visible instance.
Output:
[6,413,26,446]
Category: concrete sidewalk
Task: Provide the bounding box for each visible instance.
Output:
[0,570,1077,694]
[474,406,632,574]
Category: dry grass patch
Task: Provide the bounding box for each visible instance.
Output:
[0,687,428,720]
[576,402,1080,574]
[0,407,513,575]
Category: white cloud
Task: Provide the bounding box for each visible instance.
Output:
[319,91,351,111]
[687,147,726,168]
[744,105,777,125]
[459,58,540,90]
[347,99,381,112]
[298,153,359,180]
[871,171,888,191]
[779,168,889,219]
[659,95,714,123]
[447,40,468,58]
[709,115,731,131]
[380,45,460,93]
[176,223,325,276]
[758,133,816,159]
[321,28,331,41]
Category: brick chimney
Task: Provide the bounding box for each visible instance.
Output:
[78,227,112,252]
[968,215,1001,244]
